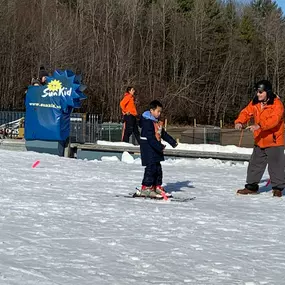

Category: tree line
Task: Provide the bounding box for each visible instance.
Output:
[0,0,284,125]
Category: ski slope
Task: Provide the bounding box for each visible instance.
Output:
[1,149,284,285]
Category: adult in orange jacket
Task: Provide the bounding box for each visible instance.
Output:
[235,80,285,197]
[120,86,140,144]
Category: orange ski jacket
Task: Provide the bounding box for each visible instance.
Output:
[120,93,138,116]
[235,98,284,148]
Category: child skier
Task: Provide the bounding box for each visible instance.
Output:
[137,100,178,199]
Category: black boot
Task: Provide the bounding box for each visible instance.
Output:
[273,188,283,197]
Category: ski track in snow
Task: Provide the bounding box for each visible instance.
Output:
[0,150,284,285]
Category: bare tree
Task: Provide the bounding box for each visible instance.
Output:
[0,0,284,125]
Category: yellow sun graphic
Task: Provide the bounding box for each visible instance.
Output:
[47,80,62,92]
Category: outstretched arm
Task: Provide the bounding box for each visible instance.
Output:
[161,129,177,148]
[235,101,255,125]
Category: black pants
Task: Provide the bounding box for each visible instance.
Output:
[142,162,162,187]
[122,114,140,144]
[246,145,285,191]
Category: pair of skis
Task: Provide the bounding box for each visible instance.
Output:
[116,187,196,203]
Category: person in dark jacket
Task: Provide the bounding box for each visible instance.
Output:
[137,100,178,199]
[39,65,49,86]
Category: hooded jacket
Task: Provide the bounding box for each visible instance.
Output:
[139,111,177,166]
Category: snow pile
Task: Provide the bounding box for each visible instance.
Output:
[101,156,119,162]
[97,140,253,155]
[97,140,137,148]
[121,151,135,164]
[164,142,253,154]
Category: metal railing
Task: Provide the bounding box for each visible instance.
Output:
[0,112,25,139]
[0,112,224,145]
[180,125,221,144]
[0,111,124,142]
[70,113,103,143]
[0,111,25,126]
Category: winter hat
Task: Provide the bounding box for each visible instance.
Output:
[31,78,41,86]
[253,79,276,105]
[39,65,49,80]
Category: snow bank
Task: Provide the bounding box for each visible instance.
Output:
[97,140,253,154]
[164,141,253,154]
[97,140,137,148]
[121,151,135,164]
[101,156,120,162]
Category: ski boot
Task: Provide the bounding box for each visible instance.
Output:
[136,186,162,199]
[154,185,172,198]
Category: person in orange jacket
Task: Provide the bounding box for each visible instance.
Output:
[120,86,140,144]
[235,80,285,197]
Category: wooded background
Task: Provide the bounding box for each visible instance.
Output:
[0,0,284,125]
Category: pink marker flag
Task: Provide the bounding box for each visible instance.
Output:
[32,160,40,168]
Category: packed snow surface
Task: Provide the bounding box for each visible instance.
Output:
[0,149,284,285]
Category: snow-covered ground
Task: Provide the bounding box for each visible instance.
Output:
[1,149,284,285]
